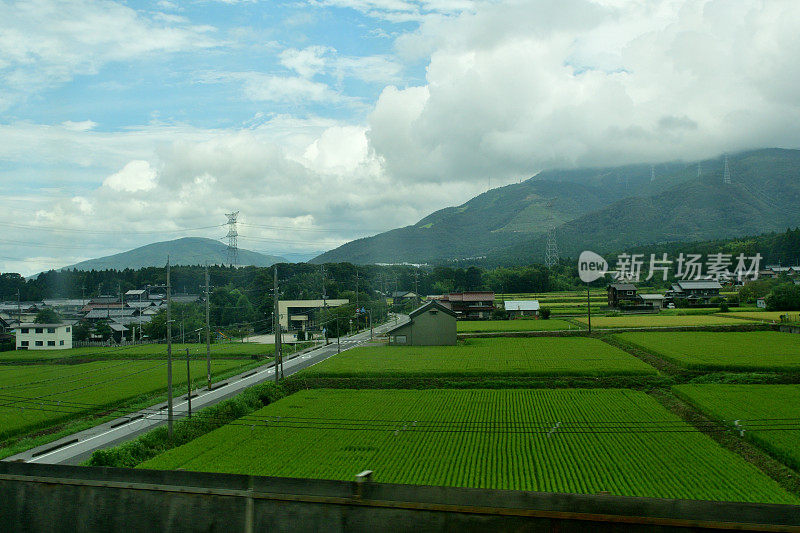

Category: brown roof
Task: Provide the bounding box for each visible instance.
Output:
[441,291,495,302]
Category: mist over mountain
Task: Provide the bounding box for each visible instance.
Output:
[58,237,287,271]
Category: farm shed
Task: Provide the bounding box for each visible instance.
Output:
[607,283,638,308]
[387,300,457,346]
[504,300,540,317]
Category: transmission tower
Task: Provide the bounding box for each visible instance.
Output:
[225,211,239,266]
[723,154,732,184]
[544,199,559,269]
[697,162,702,177]
[650,165,655,182]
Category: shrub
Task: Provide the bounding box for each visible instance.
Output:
[719,302,730,312]
[540,307,551,320]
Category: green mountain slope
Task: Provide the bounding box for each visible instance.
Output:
[312,179,624,264]
[491,149,800,264]
[60,237,287,271]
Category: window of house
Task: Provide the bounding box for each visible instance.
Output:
[35,341,43,346]
[66,327,70,332]
[395,335,407,344]
[35,328,43,334]
[60,340,64,346]
[20,341,29,347]
[21,328,29,334]
[47,327,56,333]
[47,341,55,346]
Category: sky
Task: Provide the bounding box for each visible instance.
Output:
[1,0,799,275]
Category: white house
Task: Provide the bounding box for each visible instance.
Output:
[15,323,73,350]
[503,300,540,318]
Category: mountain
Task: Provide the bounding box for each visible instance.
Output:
[60,237,287,271]
[489,149,800,264]
[313,148,800,266]
[312,178,632,264]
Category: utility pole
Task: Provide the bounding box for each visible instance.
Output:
[586,286,592,335]
[369,308,373,340]
[166,257,174,439]
[355,269,359,331]
[186,347,192,419]
[17,289,21,328]
[205,264,211,390]
[274,266,281,383]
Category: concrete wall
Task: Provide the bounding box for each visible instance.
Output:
[2,462,798,533]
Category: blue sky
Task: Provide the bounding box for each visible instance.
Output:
[1,0,799,275]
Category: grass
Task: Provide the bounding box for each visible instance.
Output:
[575,314,756,328]
[457,319,578,332]
[139,388,797,504]
[0,359,253,440]
[299,337,656,377]
[614,331,800,372]
[673,384,800,471]
[0,342,314,362]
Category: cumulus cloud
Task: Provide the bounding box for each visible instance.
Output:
[373,0,800,183]
[103,160,159,192]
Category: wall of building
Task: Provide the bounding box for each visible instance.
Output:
[407,309,456,346]
[15,325,73,350]
[1,462,797,533]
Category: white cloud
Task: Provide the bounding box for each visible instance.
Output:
[103,160,159,192]
[0,0,220,108]
[61,120,98,132]
[370,0,800,183]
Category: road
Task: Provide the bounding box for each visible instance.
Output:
[4,317,404,466]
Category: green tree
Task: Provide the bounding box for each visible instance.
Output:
[34,308,61,324]
[765,283,800,311]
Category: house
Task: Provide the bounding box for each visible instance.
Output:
[638,294,665,309]
[0,315,10,333]
[390,291,418,305]
[607,283,638,308]
[277,299,350,332]
[84,308,137,321]
[14,323,73,350]
[387,300,457,346]
[436,292,495,320]
[504,300,540,318]
[666,279,723,305]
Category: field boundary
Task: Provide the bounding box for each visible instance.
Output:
[649,389,800,499]
[283,375,673,391]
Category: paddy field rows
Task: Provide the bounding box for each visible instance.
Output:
[0,359,255,441]
[140,388,797,504]
[457,319,579,332]
[615,331,800,372]
[673,385,800,471]
[300,337,656,377]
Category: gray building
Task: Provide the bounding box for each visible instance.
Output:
[387,300,457,346]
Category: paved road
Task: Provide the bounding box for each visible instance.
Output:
[4,317,403,466]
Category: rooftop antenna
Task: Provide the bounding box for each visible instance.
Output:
[544,198,559,269]
[723,154,732,185]
[225,211,239,266]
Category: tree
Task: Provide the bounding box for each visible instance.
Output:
[540,307,551,319]
[34,309,61,324]
[73,321,90,342]
[765,283,800,311]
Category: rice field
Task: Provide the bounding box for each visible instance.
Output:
[140,388,797,504]
[614,331,800,371]
[574,314,755,329]
[457,319,579,332]
[0,342,296,362]
[0,359,252,439]
[673,384,800,470]
[719,311,800,323]
[300,337,656,377]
